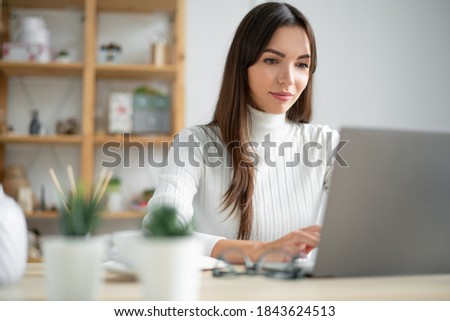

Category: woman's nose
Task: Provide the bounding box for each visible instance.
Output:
[278,65,295,85]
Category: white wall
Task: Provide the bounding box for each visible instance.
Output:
[185,0,251,126]
[186,0,450,132]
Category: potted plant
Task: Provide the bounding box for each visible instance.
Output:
[137,206,201,300]
[55,49,71,63]
[143,206,191,237]
[106,176,122,212]
[43,166,111,300]
[57,183,105,236]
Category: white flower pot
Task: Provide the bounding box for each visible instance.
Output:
[111,230,141,267]
[42,236,105,300]
[136,236,201,301]
[107,191,123,212]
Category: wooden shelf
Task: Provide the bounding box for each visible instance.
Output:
[27,257,43,263]
[7,0,83,10]
[25,210,57,218]
[94,134,173,145]
[0,61,83,77]
[0,134,82,144]
[0,61,176,79]
[25,210,146,219]
[7,0,175,13]
[96,64,176,80]
[103,210,146,219]
[98,0,176,13]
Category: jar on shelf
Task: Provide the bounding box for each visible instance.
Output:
[151,34,168,66]
[2,165,31,201]
[98,42,122,63]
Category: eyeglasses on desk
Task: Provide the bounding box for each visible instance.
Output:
[212,248,307,280]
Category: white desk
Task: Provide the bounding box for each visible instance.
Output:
[1,263,450,300]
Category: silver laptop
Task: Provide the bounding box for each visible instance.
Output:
[308,127,450,277]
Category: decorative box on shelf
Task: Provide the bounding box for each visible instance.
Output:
[133,88,171,134]
[108,93,133,134]
[2,42,52,63]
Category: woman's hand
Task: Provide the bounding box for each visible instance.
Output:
[261,225,321,257]
[211,225,321,263]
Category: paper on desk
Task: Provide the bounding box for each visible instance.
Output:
[103,255,225,275]
[199,255,226,270]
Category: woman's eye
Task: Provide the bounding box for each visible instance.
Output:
[296,63,309,69]
[263,58,278,64]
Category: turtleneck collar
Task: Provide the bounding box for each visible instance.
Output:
[248,105,292,142]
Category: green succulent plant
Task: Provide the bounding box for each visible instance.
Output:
[143,206,192,237]
[50,167,112,237]
[134,86,165,97]
[58,183,106,237]
[107,177,121,193]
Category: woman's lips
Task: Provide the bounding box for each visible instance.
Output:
[270,92,293,102]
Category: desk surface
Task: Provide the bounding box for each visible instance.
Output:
[1,263,450,300]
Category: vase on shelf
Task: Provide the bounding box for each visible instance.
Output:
[29,110,41,135]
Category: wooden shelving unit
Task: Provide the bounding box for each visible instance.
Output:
[0,0,185,218]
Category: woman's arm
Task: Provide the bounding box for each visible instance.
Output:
[145,128,203,224]
[145,127,227,256]
[211,225,321,263]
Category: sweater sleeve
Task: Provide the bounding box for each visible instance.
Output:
[194,232,225,258]
[143,128,225,256]
[0,187,28,286]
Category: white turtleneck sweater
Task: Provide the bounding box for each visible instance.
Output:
[0,185,28,286]
[146,107,339,256]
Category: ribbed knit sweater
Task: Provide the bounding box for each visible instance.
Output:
[146,106,339,256]
[0,185,28,286]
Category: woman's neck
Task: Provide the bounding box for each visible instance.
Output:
[248,105,291,142]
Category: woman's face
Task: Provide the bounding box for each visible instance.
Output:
[248,25,311,114]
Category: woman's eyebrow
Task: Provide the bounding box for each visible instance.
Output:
[264,48,310,60]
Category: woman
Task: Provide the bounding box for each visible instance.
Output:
[145,2,339,262]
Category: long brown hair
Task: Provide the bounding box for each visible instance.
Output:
[210,2,317,239]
